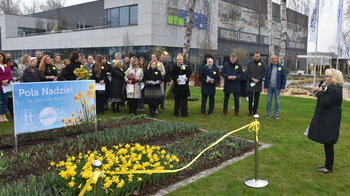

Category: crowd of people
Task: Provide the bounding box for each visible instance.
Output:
[0,50,291,121]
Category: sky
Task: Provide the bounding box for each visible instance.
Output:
[22,0,344,53]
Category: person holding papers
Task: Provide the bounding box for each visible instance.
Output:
[171,53,192,117]
[143,61,163,117]
[90,54,107,114]
[199,58,220,116]
[246,51,266,116]
[125,58,143,115]
[221,53,243,116]
[0,52,11,122]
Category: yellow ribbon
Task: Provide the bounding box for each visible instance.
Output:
[79,120,260,195]
[248,119,260,142]
[78,171,101,196]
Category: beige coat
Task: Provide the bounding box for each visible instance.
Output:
[125,67,143,99]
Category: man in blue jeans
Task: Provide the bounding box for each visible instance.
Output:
[263,55,286,120]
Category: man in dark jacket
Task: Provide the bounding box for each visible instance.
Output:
[160,53,172,109]
[263,55,286,120]
[221,53,243,116]
[247,51,266,116]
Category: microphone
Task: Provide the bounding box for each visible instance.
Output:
[313,81,324,94]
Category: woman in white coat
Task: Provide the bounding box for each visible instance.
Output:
[125,57,143,114]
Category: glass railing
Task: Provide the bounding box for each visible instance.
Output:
[11,25,108,38]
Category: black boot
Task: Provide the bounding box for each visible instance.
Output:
[116,103,120,112]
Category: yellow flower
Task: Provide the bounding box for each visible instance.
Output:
[61,118,66,123]
[87,90,95,99]
[83,100,88,105]
[71,113,75,117]
[68,118,73,125]
[213,71,216,75]
[235,65,239,69]
[117,179,125,188]
[50,161,55,166]
[137,177,142,182]
[89,105,95,112]
[68,181,75,187]
[278,67,282,71]
[161,150,166,155]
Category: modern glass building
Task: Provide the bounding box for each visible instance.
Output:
[0,0,308,71]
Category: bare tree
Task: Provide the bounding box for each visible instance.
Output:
[279,0,287,65]
[35,18,45,29]
[183,0,196,61]
[0,0,22,14]
[41,0,66,11]
[267,0,275,57]
[123,31,131,56]
[21,0,41,15]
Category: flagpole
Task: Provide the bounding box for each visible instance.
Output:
[312,0,321,85]
[336,0,344,70]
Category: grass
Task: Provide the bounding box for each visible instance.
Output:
[1,86,350,195]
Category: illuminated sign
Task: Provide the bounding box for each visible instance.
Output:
[167,7,208,30]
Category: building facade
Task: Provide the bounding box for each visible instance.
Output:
[0,0,308,71]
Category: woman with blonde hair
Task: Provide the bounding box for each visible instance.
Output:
[125,58,143,115]
[39,55,58,81]
[171,53,192,116]
[18,54,31,79]
[53,54,65,74]
[308,68,344,173]
[109,60,125,113]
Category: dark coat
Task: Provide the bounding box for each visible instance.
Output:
[23,67,42,82]
[240,70,248,97]
[90,64,107,84]
[199,66,220,95]
[247,60,266,92]
[143,68,162,105]
[61,61,82,80]
[264,63,286,90]
[40,64,58,81]
[221,61,243,94]
[163,61,173,83]
[308,84,342,145]
[103,63,112,96]
[171,64,192,98]
[109,67,125,99]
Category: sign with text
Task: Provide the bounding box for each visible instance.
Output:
[13,80,96,135]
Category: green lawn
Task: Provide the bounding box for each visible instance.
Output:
[1,86,350,195]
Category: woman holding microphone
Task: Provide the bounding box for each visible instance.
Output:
[308,68,344,173]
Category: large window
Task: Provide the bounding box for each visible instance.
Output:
[107,5,138,28]
[18,27,46,36]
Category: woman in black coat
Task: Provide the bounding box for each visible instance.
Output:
[171,53,192,117]
[90,55,107,114]
[308,68,344,173]
[39,55,58,81]
[61,51,82,80]
[143,61,163,117]
[109,60,125,113]
[199,58,220,116]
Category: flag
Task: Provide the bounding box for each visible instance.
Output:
[309,0,320,43]
[336,0,343,43]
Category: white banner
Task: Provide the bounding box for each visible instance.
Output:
[309,0,320,43]
[336,0,344,43]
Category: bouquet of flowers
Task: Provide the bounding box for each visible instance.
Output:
[74,67,90,80]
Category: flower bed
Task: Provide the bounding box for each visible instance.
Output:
[0,117,253,195]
